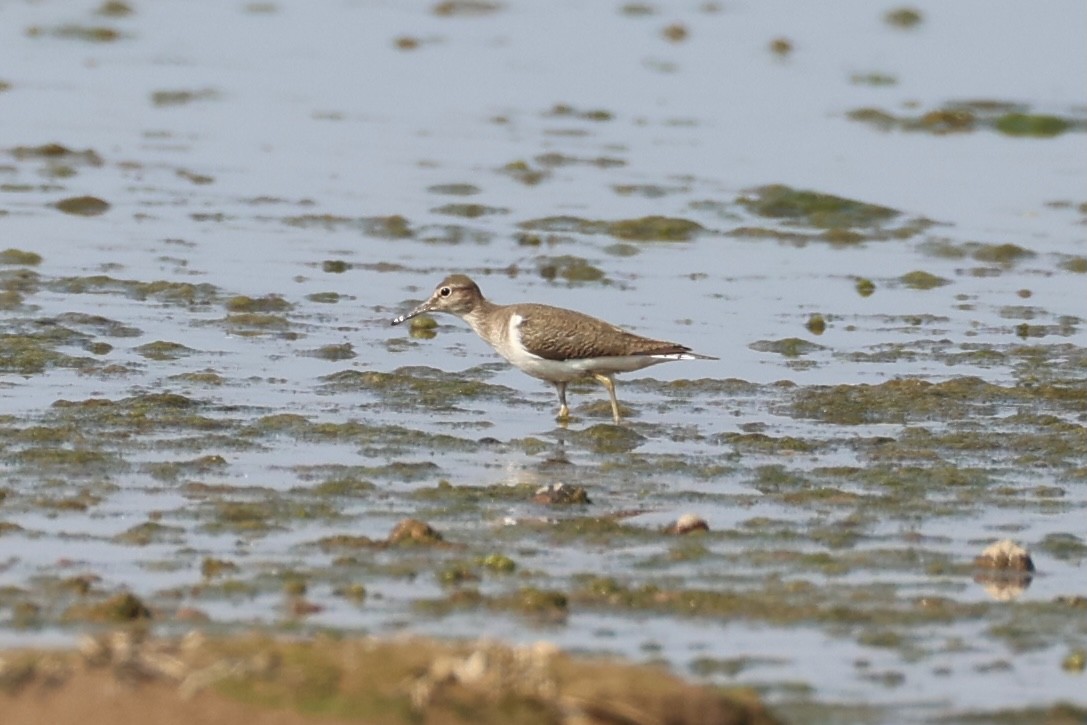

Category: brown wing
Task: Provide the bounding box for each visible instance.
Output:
[513,304,691,361]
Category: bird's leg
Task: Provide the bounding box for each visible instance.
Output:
[591,373,622,423]
[554,381,570,421]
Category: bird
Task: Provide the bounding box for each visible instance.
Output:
[391,274,716,423]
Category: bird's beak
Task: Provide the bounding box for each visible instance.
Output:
[391,298,433,326]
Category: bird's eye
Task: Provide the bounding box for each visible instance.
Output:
[439,287,451,297]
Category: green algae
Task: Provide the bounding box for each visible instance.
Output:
[855,278,876,296]
[607,215,703,241]
[410,481,538,505]
[145,454,229,481]
[547,103,614,122]
[739,185,899,229]
[306,291,343,303]
[316,534,379,553]
[499,159,550,185]
[10,143,98,161]
[135,340,195,360]
[318,367,515,413]
[1063,650,1087,672]
[805,313,827,335]
[58,312,142,337]
[221,312,292,334]
[420,585,569,622]
[61,592,151,623]
[97,1,134,17]
[296,472,372,495]
[0,289,23,310]
[436,563,479,586]
[500,587,568,618]
[427,183,481,196]
[480,553,516,573]
[27,24,123,42]
[334,583,368,602]
[536,152,625,170]
[225,294,292,313]
[569,423,646,453]
[321,260,350,273]
[718,432,814,454]
[1036,533,1087,562]
[48,274,221,305]
[0,334,95,374]
[749,337,827,357]
[151,88,219,106]
[941,703,1087,724]
[885,7,922,27]
[603,242,641,258]
[50,393,229,435]
[613,183,681,198]
[408,316,437,339]
[114,521,186,546]
[536,255,606,282]
[283,213,413,238]
[12,448,124,474]
[169,369,225,385]
[0,249,42,266]
[995,113,1072,137]
[791,376,1087,428]
[851,72,897,86]
[850,102,1085,137]
[194,493,345,537]
[547,516,648,545]
[1059,257,1087,273]
[900,270,951,289]
[201,557,240,578]
[972,242,1035,265]
[570,574,987,628]
[518,214,704,241]
[431,203,508,218]
[417,223,495,245]
[303,343,356,360]
[790,377,1017,426]
[433,1,502,17]
[205,501,279,534]
[1,268,42,295]
[54,195,110,216]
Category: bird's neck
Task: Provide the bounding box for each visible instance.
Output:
[461,299,507,342]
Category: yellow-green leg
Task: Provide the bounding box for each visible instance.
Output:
[554,381,570,420]
[592,373,622,423]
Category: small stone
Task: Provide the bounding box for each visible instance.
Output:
[533,483,590,505]
[974,539,1034,572]
[387,518,444,545]
[973,539,1034,601]
[664,513,709,535]
[287,598,323,617]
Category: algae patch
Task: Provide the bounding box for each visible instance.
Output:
[519,215,704,242]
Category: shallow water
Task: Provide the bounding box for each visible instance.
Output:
[1,1,1085,722]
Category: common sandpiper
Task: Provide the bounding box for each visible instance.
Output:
[391,274,716,423]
